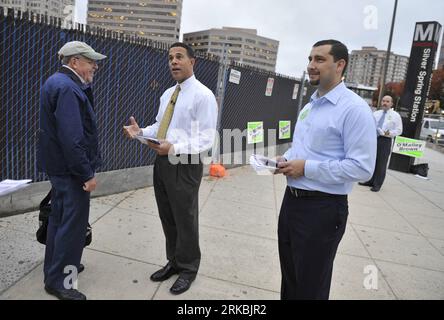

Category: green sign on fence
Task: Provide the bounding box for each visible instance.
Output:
[247,122,264,144]
[279,121,291,140]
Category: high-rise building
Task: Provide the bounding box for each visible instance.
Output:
[0,0,74,20]
[183,27,279,72]
[346,46,409,88]
[87,0,182,44]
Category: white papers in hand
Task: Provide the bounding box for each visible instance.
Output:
[249,154,278,174]
[0,179,32,197]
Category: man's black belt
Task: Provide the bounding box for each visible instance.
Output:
[288,186,345,198]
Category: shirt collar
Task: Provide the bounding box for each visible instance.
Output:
[310,81,346,105]
[62,65,87,84]
[177,74,196,91]
[59,66,92,91]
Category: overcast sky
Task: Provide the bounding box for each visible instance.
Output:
[75,0,444,78]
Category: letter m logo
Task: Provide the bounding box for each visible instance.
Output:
[414,22,442,43]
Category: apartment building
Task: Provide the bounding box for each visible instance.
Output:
[346,46,409,87]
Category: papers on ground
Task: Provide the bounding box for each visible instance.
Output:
[0,179,32,197]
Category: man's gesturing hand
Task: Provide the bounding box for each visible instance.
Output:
[123,116,141,139]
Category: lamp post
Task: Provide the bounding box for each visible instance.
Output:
[377,0,398,109]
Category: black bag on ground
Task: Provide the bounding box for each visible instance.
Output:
[410,163,429,178]
[36,189,92,246]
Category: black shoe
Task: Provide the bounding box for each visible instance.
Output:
[150,263,179,282]
[78,264,85,274]
[44,285,87,300]
[371,187,380,192]
[170,277,193,295]
[359,182,373,187]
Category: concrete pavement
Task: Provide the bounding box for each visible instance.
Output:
[1,148,444,300]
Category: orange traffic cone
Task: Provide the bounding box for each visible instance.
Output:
[209,163,226,178]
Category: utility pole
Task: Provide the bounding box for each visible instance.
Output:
[377,0,398,109]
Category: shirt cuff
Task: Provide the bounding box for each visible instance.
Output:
[141,128,151,137]
[82,172,95,183]
[304,160,321,180]
[283,149,292,160]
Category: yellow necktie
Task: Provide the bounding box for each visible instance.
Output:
[157,85,181,140]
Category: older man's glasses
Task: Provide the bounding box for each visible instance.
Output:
[74,56,98,66]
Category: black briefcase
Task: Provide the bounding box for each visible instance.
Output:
[36,189,92,246]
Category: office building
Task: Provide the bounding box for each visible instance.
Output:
[87,0,182,44]
[0,0,74,19]
[184,27,279,72]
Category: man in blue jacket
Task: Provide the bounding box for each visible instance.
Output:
[38,41,106,300]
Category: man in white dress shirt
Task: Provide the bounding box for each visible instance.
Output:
[123,42,218,294]
[359,95,403,192]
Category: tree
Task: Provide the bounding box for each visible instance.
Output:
[429,68,444,101]
[372,81,405,108]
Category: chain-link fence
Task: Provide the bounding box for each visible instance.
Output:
[1,7,314,182]
[0,8,219,182]
[218,63,314,156]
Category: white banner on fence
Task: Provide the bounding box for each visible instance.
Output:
[229,69,241,84]
[292,83,299,100]
[265,78,274,96]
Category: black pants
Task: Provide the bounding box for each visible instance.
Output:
[366,136,393,189]
[278,187,348,300]
[153,155,203,280]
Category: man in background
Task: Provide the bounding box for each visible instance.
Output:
[359,95,402,192]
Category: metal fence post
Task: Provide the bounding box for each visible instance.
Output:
[213,46,229,163]
[297,71,307,117]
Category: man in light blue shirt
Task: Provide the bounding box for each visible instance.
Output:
[276,40,377,300]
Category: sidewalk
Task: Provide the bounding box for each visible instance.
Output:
[1,148,444,300]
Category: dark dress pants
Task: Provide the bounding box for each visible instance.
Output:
[153,155,203,280]
[44,175,90,290]
[367,136,393,189]
[278,187,349,300]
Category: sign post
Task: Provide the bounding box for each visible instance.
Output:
[389,21,442,173]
